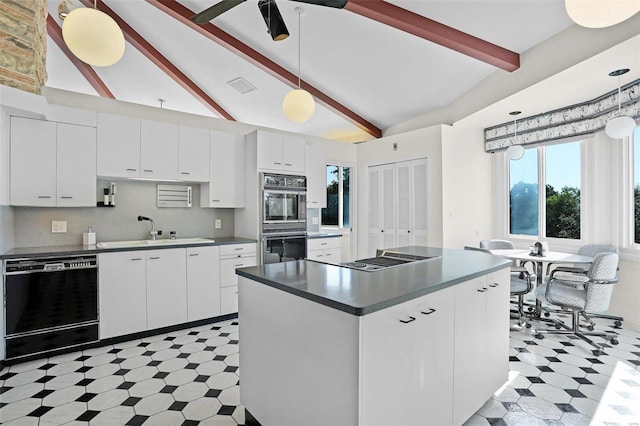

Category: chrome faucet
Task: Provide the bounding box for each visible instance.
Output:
[137,216,158,240]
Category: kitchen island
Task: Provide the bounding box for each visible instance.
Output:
[236,246,512,426]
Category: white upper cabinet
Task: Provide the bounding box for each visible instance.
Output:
[201,130,245,208]
[305,144,327,208]
[256,131,305,174]
[97,113,141,178]
[56,123,97,207]
[140,120,179,180]
[10,117,56,206]
[10,116,96,207]
[178,125,210,182]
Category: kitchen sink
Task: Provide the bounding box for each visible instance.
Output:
[96,238,214,249]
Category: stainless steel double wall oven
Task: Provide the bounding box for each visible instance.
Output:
[261,173,307,264]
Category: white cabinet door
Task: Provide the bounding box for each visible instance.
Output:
[256,131,284,171]
[140,120,179,180]
[220,285,239,315]
[202,131,245,208]
[56,123,96,207]
[453,277,489,425]
[97,113,140,178]
[321,247,341,264]
[361,287,455,426]
[282,134,305,173]
[381,164,396,249]
[220,254,257,288]
[305,144,326,208]
[412,158,428,245]
[485,269,510,395]
[395,160,412,247]
[98,252,147,339]
[10,117,56,206]
[186,246,221,321]
[178,125,209,182]
[146,248,187,330]
[368,167,381,256]
[307,249,324,261]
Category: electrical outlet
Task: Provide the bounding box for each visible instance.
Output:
[312,217,319,225]
[52,221,67,233]
[215,219,222,229]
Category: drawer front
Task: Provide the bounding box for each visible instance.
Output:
[307,249,324,260]
[220,243,257,256]
[321,248,342,264]
[220,285,238,315]
[220,256,257,287]
[307,237,340,251]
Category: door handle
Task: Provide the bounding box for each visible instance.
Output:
[399,316,416,324]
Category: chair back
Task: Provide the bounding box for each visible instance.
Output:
[479,239,514,250]
[578,244,618,258]
[464,246,490,253]
[584,253,619,313]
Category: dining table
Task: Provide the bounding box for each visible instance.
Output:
[488,249,594,317]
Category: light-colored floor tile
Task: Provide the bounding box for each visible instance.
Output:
[164,369,198,386]
[151,348,180,362]
[493,386,520,403]
[0,398,41,422]
[146,340,173,352]
[123,366,158,382]
[133,393,174,416]
[88,388,130,411]
[556,353,593,368]
[173,382,209,402]
[157,358,188,373]
[462,414,491,425]
[560,412,592,426]
[114,346,146,359]
[502,411,548,425]
[570,397,600,417]
[549,362,588,378]
[1,382,44,403]
[7,359,48,374]
[187,351,217,364]
[84,353,116,367]
[231,405,245,425]
[83,345,114,357]
[578,384,606,400]
[196,360,226,376]
[128,378,166,398]
[145,410,186,425]
[48,361,83,376]
[89,405,135,425]
[0,417,40,426]
[509,361,542,377]
[183,397,222,421]
[528,383,572,404]
[539,372,580,389]
[206,372,238,390]
[85,375,124,394]
[517,396,563,420]
[516,352,550,366]
[48,352,80,364]
[205,337,230,347]
[218,386,240,406]
[120,355,152,370]
[525,344,559,358]
[141,333,168,343]
[179,343,206,354]
[85,363,120,379]
[223,353,239,367]
[39,401,87,425]
[3,369,46,387]
[113,339,142,350]
[42,385,85,407]
[199,415,238,425]
[44,372,84,390]
[172,335,197,345]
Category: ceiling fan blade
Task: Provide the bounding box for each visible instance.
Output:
[191,0,247,24]
[289,0,348,8]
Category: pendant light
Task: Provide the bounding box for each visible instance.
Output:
[283,7,315,123]
[565,0,640,28]
[605,68,636,139]
[506,111,525,160]
[62,0,125,67]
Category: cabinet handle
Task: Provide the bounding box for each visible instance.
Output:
[477,288,487,293]
[421,308,436,315]
[38,196,51,199]
[284,163,292,166]
[126,168,137,172]
[310,201,318,204]
[489,283,499,288]
[235,248,244,251]
[407,230,411,233]
[60,196,73,199]
[189,253,199,256]
[320,242,327,246]
[381,230,384,233]
[399,316,416,324]
[212,199,221,202]
[273,162,282,165]
[149,256,160,260]
[325,253,332,257]
[130,258,143,261]
[235,263,244,267]
[181,172,191,175]
[143,169,153,173]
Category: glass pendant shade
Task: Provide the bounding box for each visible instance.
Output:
[605,115,636,139]
[507,145,525,160]
[62,8,125,67]
[283,89,315,122]
[565,0,640,28]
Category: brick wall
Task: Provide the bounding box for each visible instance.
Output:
[0,0,47,94]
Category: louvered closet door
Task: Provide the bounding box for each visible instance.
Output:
[381,165,396,250]
[412,159,428,245]
[396,161,412,247]
[368,167,381,257]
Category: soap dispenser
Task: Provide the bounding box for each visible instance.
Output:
[83,226,96,246]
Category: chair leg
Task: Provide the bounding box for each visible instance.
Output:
[510,294,531,330]
[533,310,619,356]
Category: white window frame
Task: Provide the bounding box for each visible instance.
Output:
[499,138,587,251]
[621,126,640,253]
[321,164,352,230]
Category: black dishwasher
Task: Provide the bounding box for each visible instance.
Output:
[3,254,99,360]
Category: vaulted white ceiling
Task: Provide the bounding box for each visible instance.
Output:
[43,1,638,142]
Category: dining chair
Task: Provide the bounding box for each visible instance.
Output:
[464,245,533,329]
[545,244,622,327]
[534,252,620,356]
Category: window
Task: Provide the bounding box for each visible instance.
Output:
[509,141,582,239]
[634,127,640,244]
[322,165,350,228]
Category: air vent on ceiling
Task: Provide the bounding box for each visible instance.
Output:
[228,77,256,94]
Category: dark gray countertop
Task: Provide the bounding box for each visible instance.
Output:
[0,237,257,259]
[236,246,511,316]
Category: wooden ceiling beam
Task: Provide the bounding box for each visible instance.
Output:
[147,0,382,139]
[344,0,520,72]
[78,0,235,120]
[46,15,115,99]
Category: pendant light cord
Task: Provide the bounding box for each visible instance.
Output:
[617,75,622,112]
[297,11,301,89]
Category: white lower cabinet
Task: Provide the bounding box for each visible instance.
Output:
[98,251,147,339]
[361,286,455,426]
[219,243,257,315]
[307,236,342,264]
[146,248,187,330]
[186,246,220,321]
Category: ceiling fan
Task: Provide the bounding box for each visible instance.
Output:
[191,0,348,41]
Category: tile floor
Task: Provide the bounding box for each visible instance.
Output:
[1,316,639,425]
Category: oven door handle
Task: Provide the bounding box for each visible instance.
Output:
[263,235,307,241]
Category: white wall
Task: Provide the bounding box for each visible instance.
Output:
[356,126,443,258]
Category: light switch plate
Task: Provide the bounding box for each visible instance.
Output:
[52,221,67,233]
[215,219,222,229]
[312,217,319,225]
